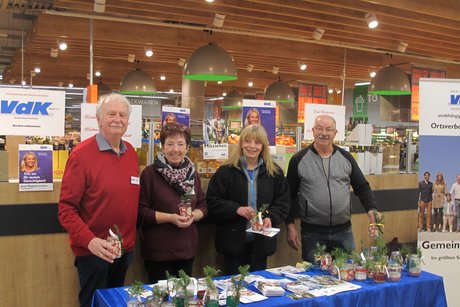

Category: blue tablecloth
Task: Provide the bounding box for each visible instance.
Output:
[92,269,447,307]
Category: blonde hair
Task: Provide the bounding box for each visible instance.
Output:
[222,124,279,177]
[20,151,39,172]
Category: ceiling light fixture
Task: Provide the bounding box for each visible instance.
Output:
[264,80,295,102]
[177,58,186,67]
[22,80,26,86]
[145,47,154,57]
[127,54,135,63]
[160,74,166,81]
[34,65,41,73]
[94,0,106,13]
[369,65,411,95]
[248,79,254,87]
[397,41,408,53]
[205,0,214,2]
[183,43,237,81]
[120,68,156,95]
[222,91,227,97]
[272,66,279,75]
[169,89,174,93]
[312,28,325,40]
[298,62,307,71]
[365,13,379,29]
[370,71,377,78]
[58,40,68,51]
[68,81,73,88]
[95,70,102,77]
[213,13,225,28]
[246,64,254,72]
[336,89,342,94]
[217,81,222,84]
[328,88,334,94]
[50,48,58,58]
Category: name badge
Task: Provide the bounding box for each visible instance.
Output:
[131,176,140,185]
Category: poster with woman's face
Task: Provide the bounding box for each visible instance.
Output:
[18,144,53,191]
[161,106,190,127]
[242,99,276,146]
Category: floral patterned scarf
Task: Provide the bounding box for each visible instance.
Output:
[154,152,196,195]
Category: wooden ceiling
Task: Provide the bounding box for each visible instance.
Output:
[2,0,460,97]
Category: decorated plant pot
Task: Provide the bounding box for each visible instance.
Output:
[387,263,402,282]
[320,253,333,271]
[372,264,387,283]
[106,236,122,258]
[354,266,368,281]
[339,263,355,281]
[368,223,384,238]
[408,254,422,277]
[250,212,264,231]
[178,202,192,218]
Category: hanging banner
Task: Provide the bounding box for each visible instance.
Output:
[297,84,327,123]
[304,104,346,141]
[419,78,460,306]
[352,85,369,120]
[0,88,65,136]
[242,99,276,146]
[411,66,447,121]
[80,103,142,148]
[18,144,53,192]
[161,106,190,127]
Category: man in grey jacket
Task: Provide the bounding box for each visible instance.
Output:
[285,115,378,262]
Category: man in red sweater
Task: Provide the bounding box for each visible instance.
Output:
[58,93,140,307]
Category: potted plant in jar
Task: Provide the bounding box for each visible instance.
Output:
[178,188,195,219]
[167,270,193,307]
[250,203,269,231]
[370,237,388,283]
[127,280,145,307]
[408,248,423,277]
[313,242,332,271]
[227,264,250,307]
[203,266,220,307]
[368,210,384,238]
[331,248,354,281]
[351,250,367,281]
[144,285,168,307]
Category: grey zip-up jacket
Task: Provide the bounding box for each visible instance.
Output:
[286,144,377,232]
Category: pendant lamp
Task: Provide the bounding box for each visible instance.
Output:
[183,43,237,81]
[264,80,295,102]
[369,65,411,95]
[120,69,156,95]
[223,89,243,109]
[97,81,112,96]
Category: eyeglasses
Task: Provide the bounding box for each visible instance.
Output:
[313,126,336,134]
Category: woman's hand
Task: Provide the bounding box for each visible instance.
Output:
[237,206,255,219]
[169,213,194,228]
[262,217,272,229]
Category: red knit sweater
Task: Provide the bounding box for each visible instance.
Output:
[58,135,140,256]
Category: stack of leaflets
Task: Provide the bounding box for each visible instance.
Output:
[239,288,268,304]
[266,265,306,275]
[254,280,286,296]
[285,275,361,298]
[246,227,280,237]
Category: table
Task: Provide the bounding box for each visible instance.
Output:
[92,269,447,307]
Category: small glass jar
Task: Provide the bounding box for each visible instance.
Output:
[226,286,239,307]
[320,253,333,271]
[372,264,387,283]
[178,202,192,218]
[387,263,402,282]
[205,289,219,307]
[354,265,368,281]
[390,251,403,265]
[339,263,355,281]
[408,254,422,277]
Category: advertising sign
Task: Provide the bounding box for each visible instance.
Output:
[161,106,190,127]
[242,99,276,146]
[80,103,142,148]
[0,88,65,136]
[18,144,53,191]
[304,104,346,141]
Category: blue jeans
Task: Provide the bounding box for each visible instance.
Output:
[75,251,133,307]
[300,227,355,263]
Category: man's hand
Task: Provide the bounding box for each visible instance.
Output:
[262,217,272,229]
[237,206,255,220]
[88,237,115,263]
[286,223,301,251]
[367,210,381,224]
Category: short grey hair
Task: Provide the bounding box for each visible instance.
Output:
[96,93,132,116]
